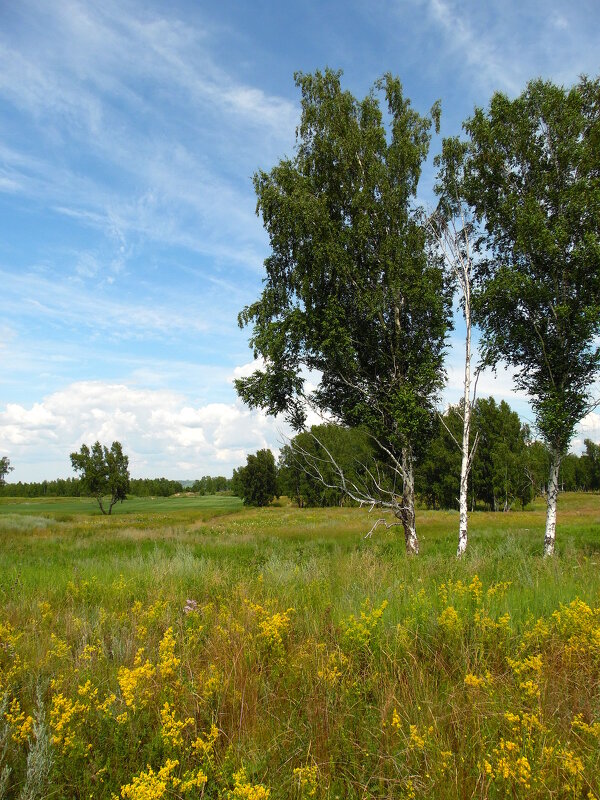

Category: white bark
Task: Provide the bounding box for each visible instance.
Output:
[544,449,561,557]
[430,209,478,558]
[401,447,419,555]
[457,306,471,557]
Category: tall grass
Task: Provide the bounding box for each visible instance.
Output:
[0,494,598,797]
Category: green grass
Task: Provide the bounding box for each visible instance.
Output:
[0,492,243,517]
[0,493,599,798]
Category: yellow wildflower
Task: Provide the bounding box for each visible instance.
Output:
[159,702,193,750]
[4,698,34,744]
[464,673,486,688]
[229,768,270,800]
[118,649,156,710]
[120,759,179,800]
[158,627,180,679]
[293,764,318,798]
[438,606,460,632]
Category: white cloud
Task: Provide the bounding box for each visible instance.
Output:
[230,358,265,381]
[0,379,289,481]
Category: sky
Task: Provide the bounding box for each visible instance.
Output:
[1,0,599,481]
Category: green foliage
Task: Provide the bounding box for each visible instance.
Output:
[463,76,600,457]
[232,449,278,507]
[235,69,452,545]
[582,439,600,490]
[417,398,532,510]
[471,398,532,511]
[416,407,463,509]
[0,478,82,498]
[191,476,231,495]
[70,441,130,515]
[129,478,184,497]
[278,424,375,507]
[0,457,13,486]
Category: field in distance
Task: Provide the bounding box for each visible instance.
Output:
[0,493,599,798]
[0,491,243,517]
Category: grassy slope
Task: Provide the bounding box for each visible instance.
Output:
[0,494,598,798]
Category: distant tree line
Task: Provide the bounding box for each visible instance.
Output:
[0,477,82,497]
[265,405,600,511]
[417,399,600,510]
[190,476,232,494]
[0,473,233,498]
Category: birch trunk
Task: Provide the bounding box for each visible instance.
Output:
[457,291,472,558]
[544,449,561,556]
[400,446,419,555]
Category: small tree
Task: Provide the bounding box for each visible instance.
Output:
[70,441,130,515]
[0,456,13,486]
[232,449,278,507]
[463,76,600,555]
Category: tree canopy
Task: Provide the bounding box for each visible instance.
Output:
[70,441,130,515]
[236,68,451,553]
[232,449,278,507]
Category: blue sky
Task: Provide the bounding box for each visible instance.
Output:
[1,0,599,481]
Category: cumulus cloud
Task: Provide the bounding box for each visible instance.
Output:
[0,380,289,482]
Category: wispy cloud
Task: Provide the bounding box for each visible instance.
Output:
[0,0,296,271]
[0,268,225,340]
[414,0,600,97]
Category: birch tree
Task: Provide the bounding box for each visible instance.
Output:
[463,76,600,555]
[236,69,452,554]
[431,137,481,555]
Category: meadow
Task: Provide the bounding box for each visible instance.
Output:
[0,493,599,799]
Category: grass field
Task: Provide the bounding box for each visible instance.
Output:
[0,493,599,798]
[0,493,243,517]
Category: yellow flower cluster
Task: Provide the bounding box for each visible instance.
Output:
[120,759,180,800]
[50,693,88,754]
[437,575,483,605]
[158,626,181,679]
[551,598,600,657]
[317,649,349,687]
[464,672,487,689]
[191,723,219,762]
[483,739,532,790]
[341,599,388,652]
[0,621,28,690]
[118,648,156,710]
[160,702,193,750]
[437,605,461,633]
[4,697,34,744]
[293,764,318,798]
[259,609,293,653]
[228,768,270,800]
